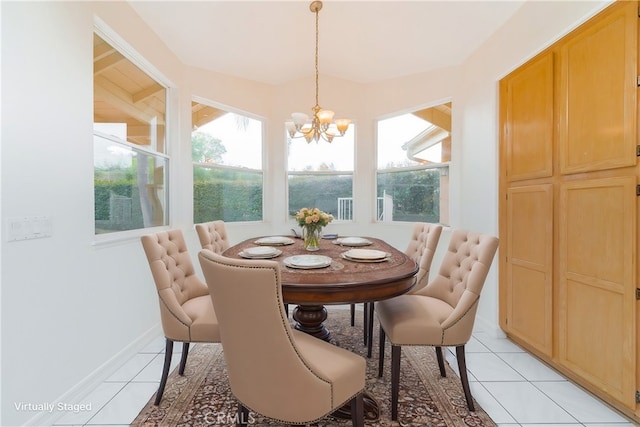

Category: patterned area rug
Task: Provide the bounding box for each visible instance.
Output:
[133,309,496,426]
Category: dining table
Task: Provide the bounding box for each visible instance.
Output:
[223,234,418,342]
[223,234,418,422]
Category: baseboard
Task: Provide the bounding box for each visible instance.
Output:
[24,323,162,427]
[473,315,506,339]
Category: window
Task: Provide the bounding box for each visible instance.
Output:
[192,101,263,223]
[287,126,355,220]
[376,104,450,224]
[93,33,168,234]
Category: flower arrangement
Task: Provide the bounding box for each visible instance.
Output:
[295,207,334,228]
[295,208,333,251]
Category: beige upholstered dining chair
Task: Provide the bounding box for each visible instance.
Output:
[353,223,443,357]
[140,229,220,405]
[196,220,297,319]
[376,229,498,419]
[195,220,230,254]
[198,250,365,427]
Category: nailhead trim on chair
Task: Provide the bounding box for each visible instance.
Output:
[158,297,193,341]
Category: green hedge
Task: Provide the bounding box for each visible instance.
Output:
[95,168,440,228]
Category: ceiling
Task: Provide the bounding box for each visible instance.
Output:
[128,1,526,86]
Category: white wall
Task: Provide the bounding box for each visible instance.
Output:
[0,1,612,425]
[1,2,185,425]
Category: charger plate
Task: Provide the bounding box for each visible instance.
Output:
[238,246,282,259]
[333,237,373,246]
[343,248,388,260]
[254,236,295,246]
[283,254,332,269]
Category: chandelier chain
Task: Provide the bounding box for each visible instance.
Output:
[314,4,320,108]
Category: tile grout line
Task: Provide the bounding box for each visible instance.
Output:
[81,348,164,426]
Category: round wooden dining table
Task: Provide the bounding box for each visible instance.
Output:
[223,235,417,421]
[223,235,418,342]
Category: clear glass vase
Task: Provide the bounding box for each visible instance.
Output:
[303,226,322,251]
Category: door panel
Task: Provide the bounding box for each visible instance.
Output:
[559,176,636,407]
[504,52,554,182]
[558,3,637,174]
[506,185,553,355]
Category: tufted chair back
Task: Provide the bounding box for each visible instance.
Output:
[198,250,365,425]
[404,222,443,293]
[195,220,230,254]
[376,229,498,416]
[141,229,216,343]
[414,229,499,344]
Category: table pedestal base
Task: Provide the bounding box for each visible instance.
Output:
[292,304,380,421]
[292,304,331,341]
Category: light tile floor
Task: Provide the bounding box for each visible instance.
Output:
[53,308,637,427]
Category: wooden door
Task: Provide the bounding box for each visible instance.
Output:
[499,49,555,351]
[559,176,636,407]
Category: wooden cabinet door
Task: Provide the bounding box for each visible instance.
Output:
[503,52,554,182]
[559,176,636,408]
[558,2,637,174]
[506,184,553,356]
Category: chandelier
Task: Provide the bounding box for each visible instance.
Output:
[286,1,351,143]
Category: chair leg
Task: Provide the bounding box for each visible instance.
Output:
[435,346,446,377]
[366,302,375,358]
[237,403,250,427]
[362,303,369,345]
[391,345,401,421]
[378,325,386,377]
[455,345,475,412]
[178,342,190,375]
[350,303,355,326]
[350,393,364,427]
[154,339,173,405]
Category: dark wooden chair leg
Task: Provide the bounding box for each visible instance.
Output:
[455,345,475,412]
[178,342,190,375]
[362,303,369,345]
[366,302,375,357]
[154,339,174,405]
[237,403,250,427]
[391,345,401,421]
[378,325,386,377]
[350,303,355,326]
[435,346,447,377]
[350,393,364,427]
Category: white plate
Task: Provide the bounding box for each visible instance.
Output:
[333,237,372,246]
[283,255,332,269]
[239,247,282,259]
[343,249,388,260]
[341,253,390,263]
[254,236,295,246]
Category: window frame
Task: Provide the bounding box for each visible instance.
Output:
[93,23,173,242]
[375,111,450,225]
[286,124,356,223]
[191,98,265,224]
